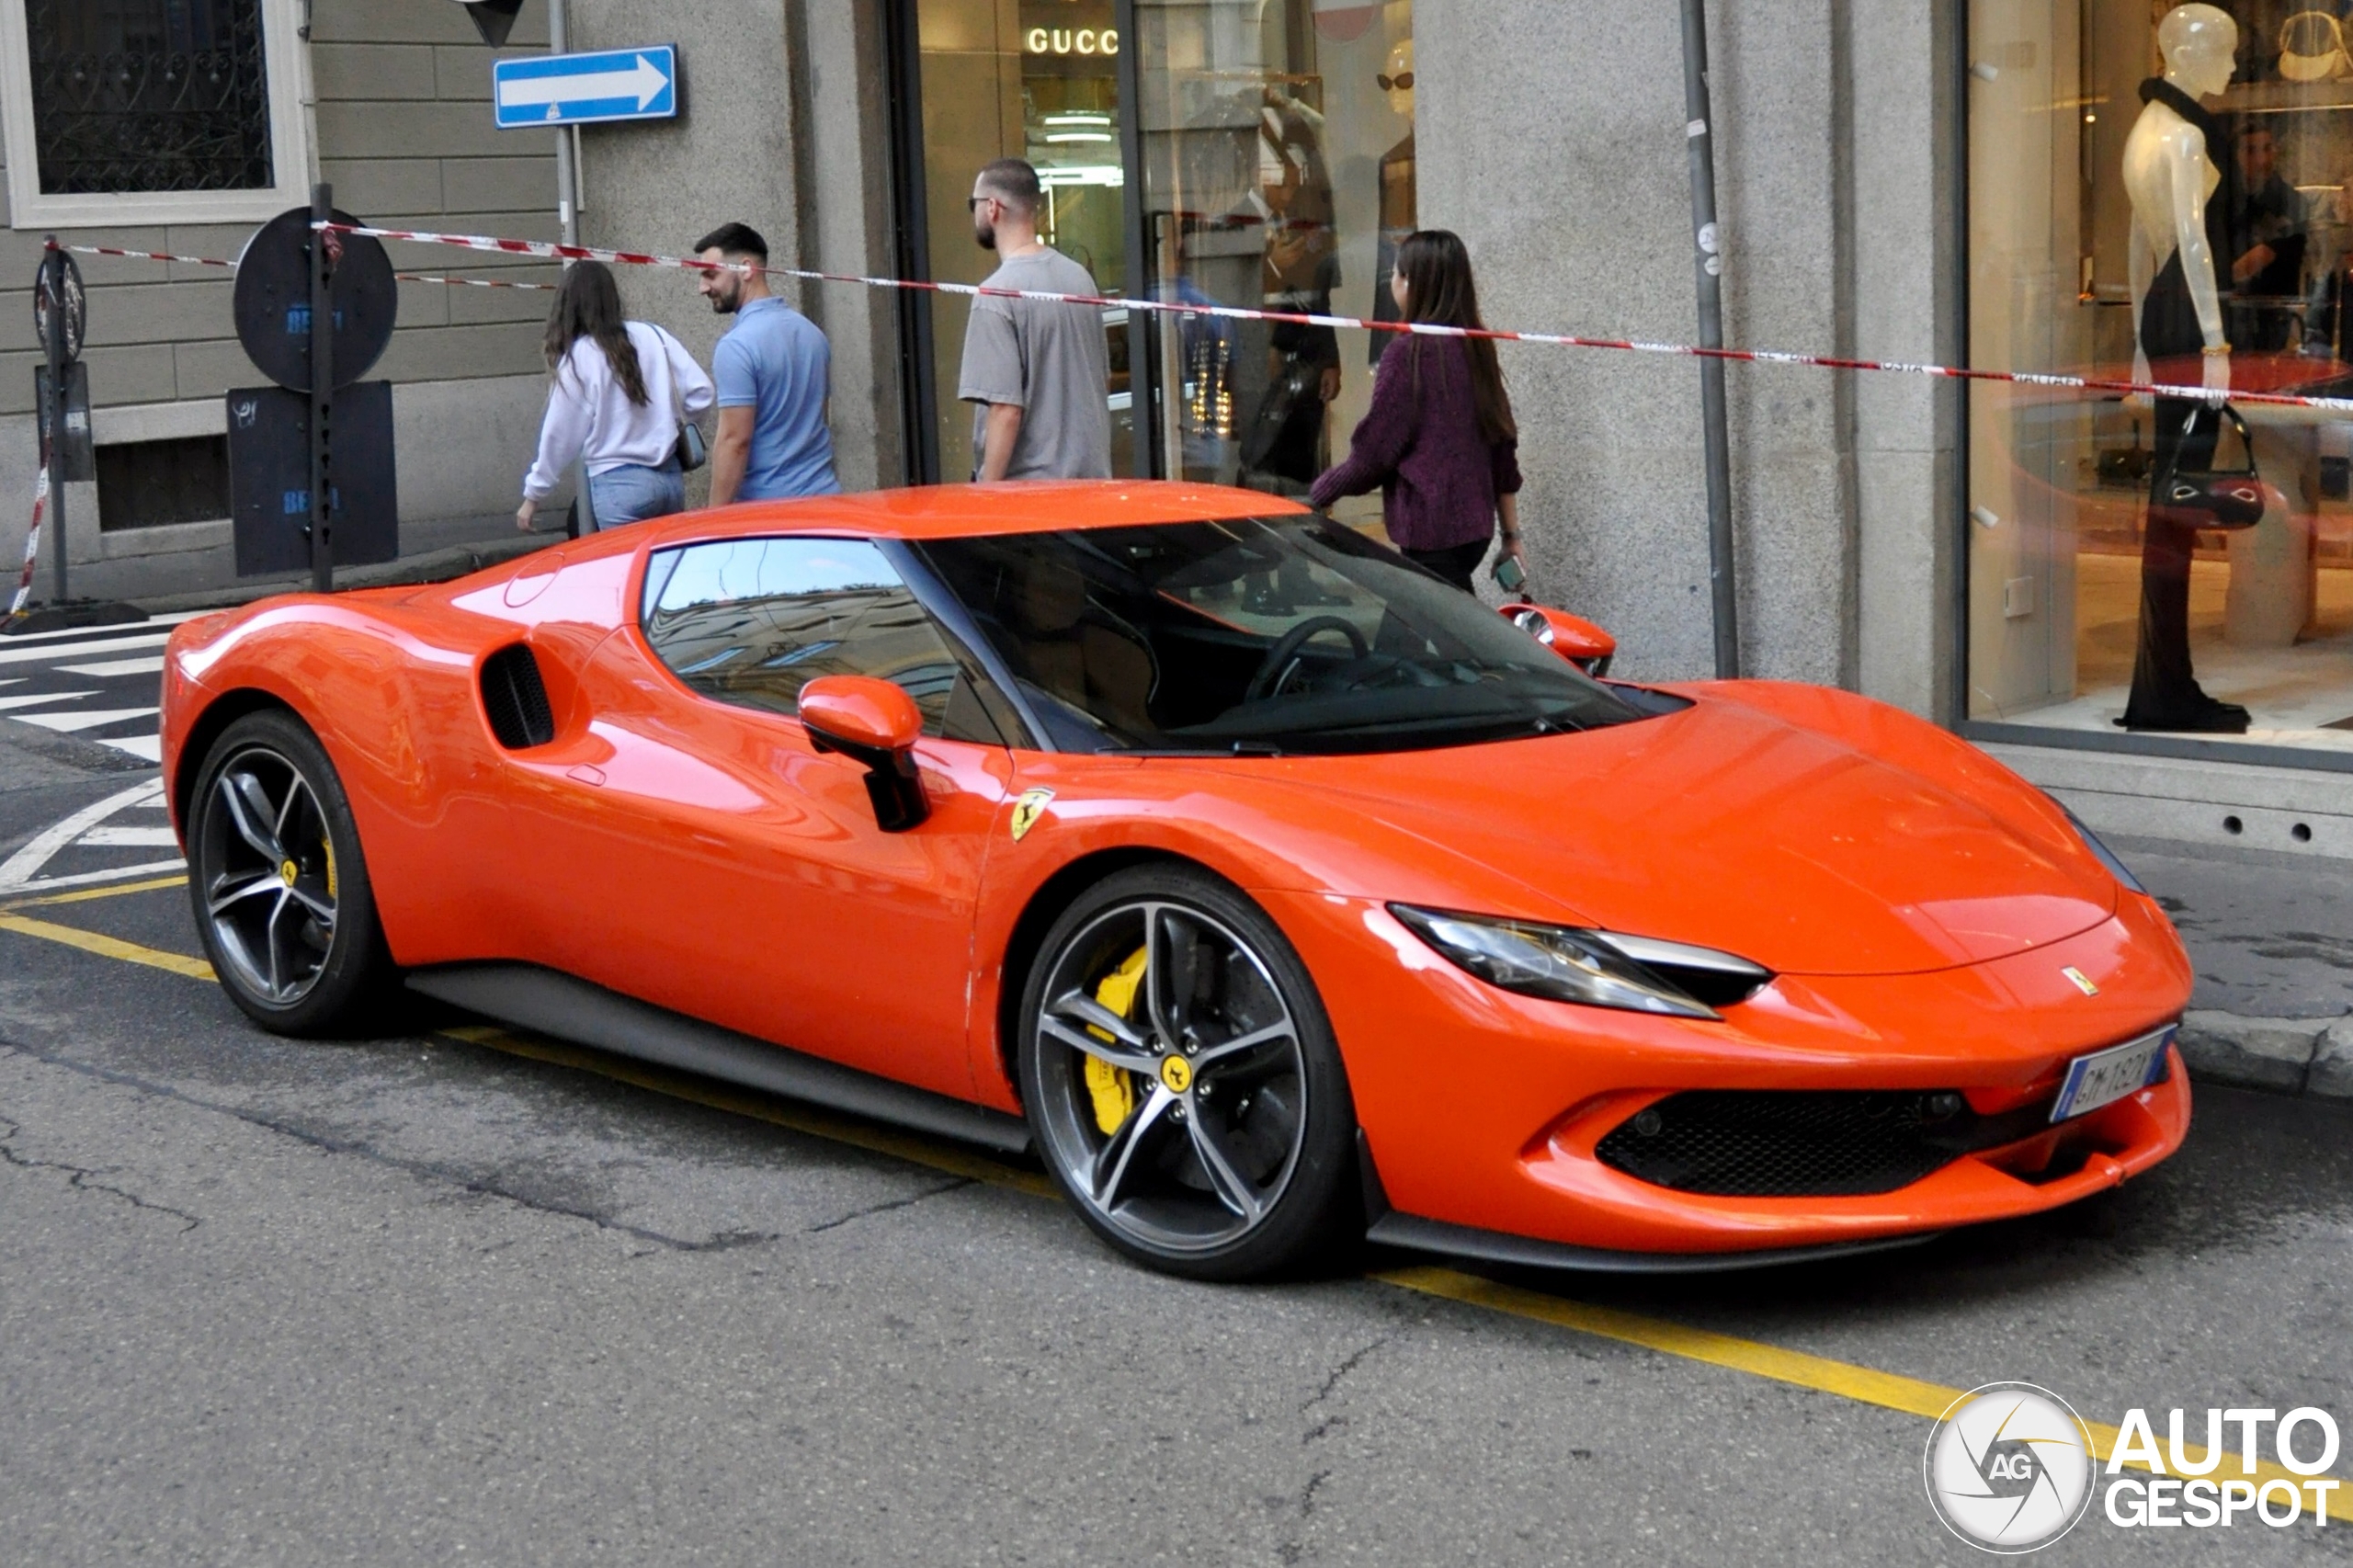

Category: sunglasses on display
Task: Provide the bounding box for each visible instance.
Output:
[1377,71,1415,91]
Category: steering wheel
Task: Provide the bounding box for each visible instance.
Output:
[1245,615,1370,701]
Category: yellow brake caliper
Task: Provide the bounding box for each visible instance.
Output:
[322,836,337,903]
[1084,947,1147,1134]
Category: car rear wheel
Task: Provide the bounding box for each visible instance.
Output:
[187,710,394,1035]
[1017,865,1358,1281]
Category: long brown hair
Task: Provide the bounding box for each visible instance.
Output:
[1395,230,1517,445]
[543,260,650,407]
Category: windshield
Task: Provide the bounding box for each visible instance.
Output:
[915,516,1679,756]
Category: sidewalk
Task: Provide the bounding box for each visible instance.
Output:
[124,518,554,614]
[2115,835,2353,1102]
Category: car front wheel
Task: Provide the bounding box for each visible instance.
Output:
[1017,864,1358,1281]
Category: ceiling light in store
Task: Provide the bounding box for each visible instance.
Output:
[1043,114,1112,127]
[1040,166,1125,188]
[1046,132,1114,144]
[1312,0,1378,42]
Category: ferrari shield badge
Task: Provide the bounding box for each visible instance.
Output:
[1010,789,1054,842]
[2062,966,2098,996]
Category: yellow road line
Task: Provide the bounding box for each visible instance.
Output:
[0,910,213,981]
[7,903,2335,1486]
[3,873,187,910]
[1372,1267,2317,1485]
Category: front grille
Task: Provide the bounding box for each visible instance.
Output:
[481,643,555,749]
[1595,1089,2053,1198]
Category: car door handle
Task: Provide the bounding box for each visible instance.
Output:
[566,765,607,787]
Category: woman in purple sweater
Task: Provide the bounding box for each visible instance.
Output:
[1309,230,1528,592]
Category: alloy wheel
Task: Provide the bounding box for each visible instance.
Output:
[1030,899,1310,1255]
[198,745,340,1006]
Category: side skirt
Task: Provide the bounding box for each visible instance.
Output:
[406,962,1033,1156]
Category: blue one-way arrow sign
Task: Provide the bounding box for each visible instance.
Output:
[493,46,677,129]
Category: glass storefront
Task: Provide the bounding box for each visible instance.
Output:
[908,0,1134,482]
[1971,0,2353,753]
[1131,0,1413,528]
[897,0,1414,526]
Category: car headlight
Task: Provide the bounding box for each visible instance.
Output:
[2054,801,2147,895]
[1389,905,1767,1020]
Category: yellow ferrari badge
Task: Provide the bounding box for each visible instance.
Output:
[1159,1054,1194,1094]
[2062,966,2098,997]
[1010,788,1054,842]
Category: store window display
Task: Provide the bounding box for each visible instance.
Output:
[1132,0,1414,510]
[1969,0,2353,751]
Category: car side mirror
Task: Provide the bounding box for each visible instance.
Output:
[1500,602,1618,679]
[797,676,930,832]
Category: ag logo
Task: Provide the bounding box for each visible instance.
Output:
[1009,788,1054,842]
[1924,1382,2096,1553]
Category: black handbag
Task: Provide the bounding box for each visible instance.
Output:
[1241,356,1327,485]
[675,418,708,472]
[2150,403,2266,530]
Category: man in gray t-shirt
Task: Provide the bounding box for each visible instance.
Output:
[959,158,1113,482]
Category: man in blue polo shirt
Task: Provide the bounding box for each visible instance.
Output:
[693,222,840,503]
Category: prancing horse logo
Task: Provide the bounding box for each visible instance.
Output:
[1009,789,1054,842]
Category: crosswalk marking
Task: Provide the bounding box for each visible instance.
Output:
[15,706,161,733]
[0,690,92,712]
[0,610,204,647]
[58,656,166,677]
[78,826,180,847]
[0,779,171,892]
[0,633,170,667]
[93,734,163,762]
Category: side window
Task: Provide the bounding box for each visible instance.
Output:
[642,537,980,738]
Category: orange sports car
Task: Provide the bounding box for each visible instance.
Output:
[159,483,2192,1280]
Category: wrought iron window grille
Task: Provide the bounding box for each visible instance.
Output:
[28,0,275,196]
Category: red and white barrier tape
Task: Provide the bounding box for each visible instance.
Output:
[52,241,552,291]
[318,220,2353,416]
[58,242,235,270]
[10,462,47,619]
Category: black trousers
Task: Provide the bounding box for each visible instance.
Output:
[1404,538,1490,593]
[2122,397,2219,728]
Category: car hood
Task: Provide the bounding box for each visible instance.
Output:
[1212,685,2117,978]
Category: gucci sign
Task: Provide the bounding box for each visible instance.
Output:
[1026,27,1120,56]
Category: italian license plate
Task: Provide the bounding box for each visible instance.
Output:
[2050,1027,2174,1123]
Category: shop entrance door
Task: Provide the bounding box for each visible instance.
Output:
[888,0,1138,484]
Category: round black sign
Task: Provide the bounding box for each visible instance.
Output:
[232,206,397,392]
[32,249,85,363]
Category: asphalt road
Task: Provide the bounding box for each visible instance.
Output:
[0,638,2347,1566]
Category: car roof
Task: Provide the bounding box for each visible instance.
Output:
[625,481,1312,550]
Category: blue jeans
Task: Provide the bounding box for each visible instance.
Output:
[587,460,684,528]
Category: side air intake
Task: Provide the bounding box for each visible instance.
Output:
[481,643,555,749]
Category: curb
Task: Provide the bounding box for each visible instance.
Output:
[2177,1011,2353,1101]
[127,534,552,616]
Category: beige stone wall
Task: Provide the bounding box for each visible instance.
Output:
[0,0,562,415]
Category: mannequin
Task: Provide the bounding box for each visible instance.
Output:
[1369,37,1416,363]
[2120,4,2248,733]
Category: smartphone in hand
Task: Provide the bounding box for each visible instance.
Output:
[1492,552,1528,595]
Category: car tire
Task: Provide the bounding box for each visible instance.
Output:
[1017,863,1359,1281]
[186,709,396,1036]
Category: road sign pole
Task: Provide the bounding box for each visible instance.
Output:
[41,239,67,606]
[545,1,597,536]
[309,184,335,593]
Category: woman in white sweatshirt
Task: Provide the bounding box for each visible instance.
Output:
[517,261,715,530]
